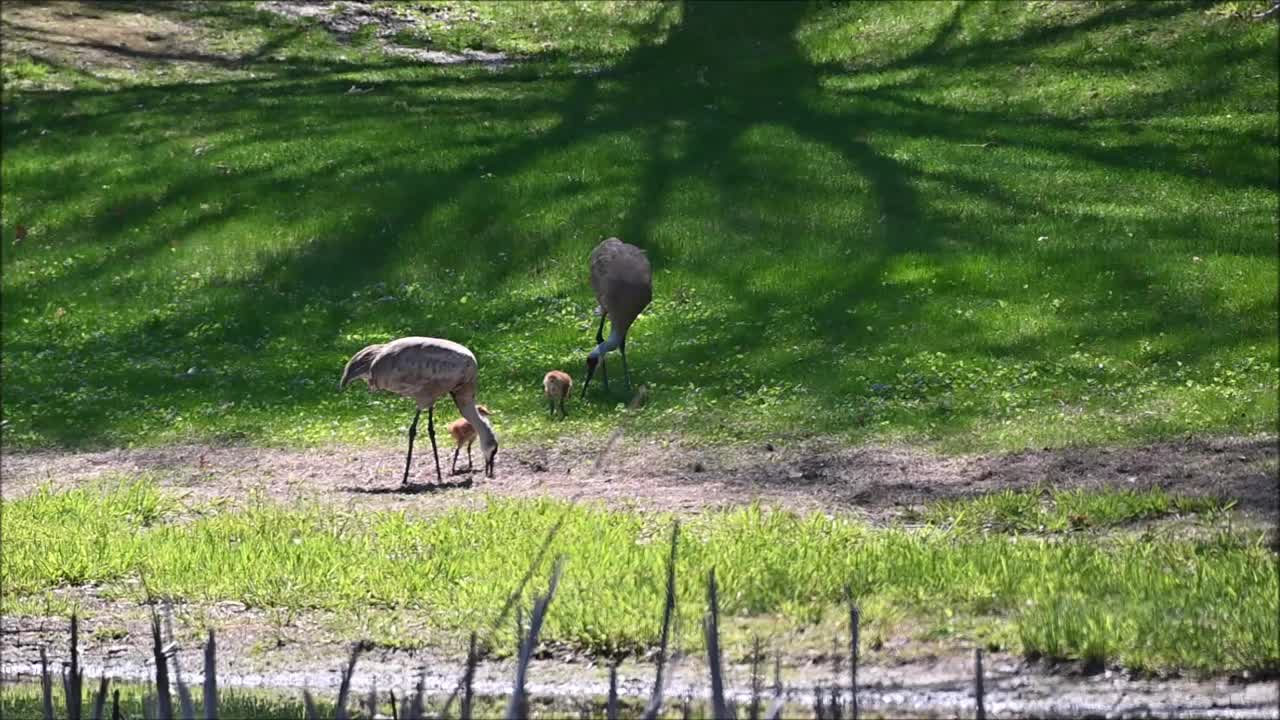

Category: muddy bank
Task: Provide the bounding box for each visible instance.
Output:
[3,613,1276,719]
[4,436,1277,717]
[2,436,1276,522]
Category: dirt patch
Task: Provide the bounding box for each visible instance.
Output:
[3,599,1278,719]
[254,0,512,66]
[0,0,512,92]
[2,435,1276,522]
[0,1,244,86]
[3,437,1277,716]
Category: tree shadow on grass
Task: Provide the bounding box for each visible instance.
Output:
[2,0,1273,447]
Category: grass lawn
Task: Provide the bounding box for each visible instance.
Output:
[4,478,1276,675]
[1,0,1275,452]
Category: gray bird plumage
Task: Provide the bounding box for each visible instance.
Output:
[339,337,498,484]
[585,237,652,395]
[590,237,653,339]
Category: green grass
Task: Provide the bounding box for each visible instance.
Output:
[1,0,1276,452]
[3,480,1276,674]
[919,486,1231,532]
[0,681,339,720]
[388,0,683,58]
[0,678,676,720]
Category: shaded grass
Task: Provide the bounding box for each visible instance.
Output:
[0,0,1276,452]
[3,480,1275,674]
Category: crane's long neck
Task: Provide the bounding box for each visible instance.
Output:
[458,400,497,450]
[591,326,625,358]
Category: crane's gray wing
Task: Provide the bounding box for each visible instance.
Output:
[590,238,653,326]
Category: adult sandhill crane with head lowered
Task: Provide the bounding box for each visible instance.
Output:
[339,336,498,485]
[584,237,652,396]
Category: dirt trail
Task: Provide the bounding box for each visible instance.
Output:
[2,436,1276,521]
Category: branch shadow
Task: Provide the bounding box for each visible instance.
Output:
[2,0,1272,446]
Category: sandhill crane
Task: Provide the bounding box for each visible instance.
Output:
[339,337,498,485]
[543,370,572,418]
[584,237,652,396]
[447,404,491,474]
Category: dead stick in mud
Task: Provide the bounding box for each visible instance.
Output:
[607,663,620,720]
[461,632,478,720]
[443,421,630,716]
[302,689,320,720]
[765,654,785,720]
[749,635,763,720]
[406,667,427,720]
[440,509,565,712]
[974,648,985,720]
[166,606,195,720]
[333,642,363,720]
[149,605,174,720]
[202,630,217,720]
[641,521,681,720]
[40,645,54,720]
[505,557,565,720]
[364,682,377,720]
[846,586,859,720]
[90,677,109,720]
[705,568,730,720]
[64,614,84,720]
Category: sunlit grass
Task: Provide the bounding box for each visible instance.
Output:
[3,480,1275,673]
[0,681,340,720]
[920,486,1231,532]
[1,0,1275,452]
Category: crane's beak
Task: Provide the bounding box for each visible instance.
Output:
[485,452,496,478]
[582,365,596,398]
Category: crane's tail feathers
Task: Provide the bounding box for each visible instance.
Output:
[338,344,383,391]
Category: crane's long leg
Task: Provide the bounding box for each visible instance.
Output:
[619,337,632,392]
[559,396,567,419]
[451,446,461,475]
[596,313,609,392]
[428,405,442,484]
[401,409,422,486]
[466,441,474,473]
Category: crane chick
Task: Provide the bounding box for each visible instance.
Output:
[447,405,492,474]
[543,370,573,419]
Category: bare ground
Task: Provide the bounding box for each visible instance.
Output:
[3,438,1277,717]
[2,435,1276,521]
[0,0,510,94]
[3,598,1278,720]
[0,0,253,88]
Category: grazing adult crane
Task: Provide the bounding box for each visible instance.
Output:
[338,337,498,485]
[584,237,652,397]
